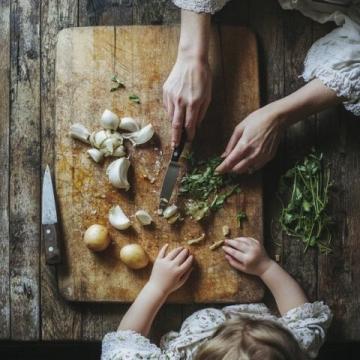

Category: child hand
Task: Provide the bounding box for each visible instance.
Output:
[222,237,272,276]
[148,244,193,296]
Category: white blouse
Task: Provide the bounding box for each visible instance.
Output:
[172,0,360,116]
[101,301,332,359]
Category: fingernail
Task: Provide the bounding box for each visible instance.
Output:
[221,151,227,158]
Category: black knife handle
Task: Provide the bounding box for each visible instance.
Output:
[43,223,62,265]
[171,128,187,162]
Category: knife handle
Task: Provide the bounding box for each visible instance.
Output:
[43,224,62,265]
[171,128,187,162]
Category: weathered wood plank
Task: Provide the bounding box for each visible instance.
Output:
[0,0,11,339]
[9,0,41,340]
[132,0,179,25]
[40,0,81,340]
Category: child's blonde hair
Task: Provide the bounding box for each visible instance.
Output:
[194,316,306,360]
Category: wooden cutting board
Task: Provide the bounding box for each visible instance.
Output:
[55,25,264,303]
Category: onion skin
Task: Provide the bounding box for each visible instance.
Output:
[83,224,110,252]
[120,244,149,269]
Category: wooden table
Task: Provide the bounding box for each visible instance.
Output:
[0,0,359,343]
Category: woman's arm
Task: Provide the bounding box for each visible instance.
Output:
[223,237,308,316]
[118,245,193,336]
[216,79,342,174]
[163,10,212,147]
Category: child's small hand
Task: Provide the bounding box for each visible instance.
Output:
[148,244,193,296]
[222,237,272,276]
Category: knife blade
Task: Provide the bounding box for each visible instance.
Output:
[42,165,62,265]
[159,130,187,209]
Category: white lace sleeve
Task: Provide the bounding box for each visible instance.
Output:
[172,0,231,14]
[101,330,162,360]
[302,16,360,116]
[280,302,333,359]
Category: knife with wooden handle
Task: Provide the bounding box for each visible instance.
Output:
[42,165,62,265]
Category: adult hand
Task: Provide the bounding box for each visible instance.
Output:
[163,54,212,147]
[216,104,285,174]
[222,237,272,276]
[148,244,193,296]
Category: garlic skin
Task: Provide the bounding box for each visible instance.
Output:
[87,148,104,163]
[119,117,140,132]
[122,123,154,145]
[163,204,178,219]
[70,123,91,144]
[100,109,120,130]
[106,157,130,190]
[109,205,131,230]
[135,210,153,225]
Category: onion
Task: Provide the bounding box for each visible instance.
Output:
[120,244,149,269]
[83,224,110,252]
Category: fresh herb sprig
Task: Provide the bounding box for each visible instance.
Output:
[110,75,125,92]
[278,150,333,253]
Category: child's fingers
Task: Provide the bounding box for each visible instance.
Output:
[224,239,248,252]
[173,248,189,265]
[222,245,246,263]
[178,254,193,273]
[166,246,184,260]
[157,244,169,258]
[225,254,245,272]
[179,266,193,286]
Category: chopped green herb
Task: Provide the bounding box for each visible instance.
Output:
[237,211,247,227]
[110,75,125,92]
[277,149,333,253]
[129,94,141,104]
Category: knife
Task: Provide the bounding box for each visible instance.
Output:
[42,165,62,265]
[159,130,188,209]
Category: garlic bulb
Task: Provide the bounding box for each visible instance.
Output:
[122,123,154,145]
[70,123,91,144]
[113,145,126,157]
[163,204,178,219]
[100,109,120,130]
[135,210,153,225]
[119,117,140,132]
[87,148,104,163]
[109,205,131,230]
[106,157,130,190]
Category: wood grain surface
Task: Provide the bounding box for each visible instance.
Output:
[55,25,264,303]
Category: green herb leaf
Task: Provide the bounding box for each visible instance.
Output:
[129,94,141,104]
[110,75,125,92]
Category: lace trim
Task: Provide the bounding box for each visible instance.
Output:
[172,0,230,14]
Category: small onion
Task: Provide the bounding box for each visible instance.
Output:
[83,224,110,252]
[120,244,149,269]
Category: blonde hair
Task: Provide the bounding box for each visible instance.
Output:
[194,317,306,360]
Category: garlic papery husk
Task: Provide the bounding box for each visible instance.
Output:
[70,123,91,144]
[122,123,154,146]
[106,157,130,190]
[92,130,108,148]
[87,148,104,163]
[163,204,178,219]
[135,210,153,225]
[119,117,140,132]
[101,109,120,130]
[113,145,126,157]
[109,205,131,230]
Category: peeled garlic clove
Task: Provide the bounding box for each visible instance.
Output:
[106,157,130,190]
[113,145,126,157]
[135,210,153,225]
[163,204,178,219]
[101,138,114,156]
[109,205,131,230]
[93,130,108,148]
[87,148,104,163]
[122,123,154,146]
[70,123,91,144]
[222,225,230,237]
[119,117,140,132]
[101,109,120,130]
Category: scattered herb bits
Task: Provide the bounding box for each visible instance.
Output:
[110,75,125,92]
[277,150,333,253]
[129,94,141,104]
[237,211,247,227]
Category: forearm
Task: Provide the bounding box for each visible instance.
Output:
[260,260,308,316]
[118,282,168,336]
[178,9,211,61]
[271,79,342,127]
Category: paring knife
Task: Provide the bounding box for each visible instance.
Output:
[159,130,188,209]
[42,165,62,265]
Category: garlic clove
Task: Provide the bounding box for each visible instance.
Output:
[163,204,178,219]
[93,130,108,148]
[135,210,153,225]
[119,117,140,132]
[87,148,104,163]
[122,123,154,146]
[101,138,114,156]
[70,123,91,144]
[109,205,131,230]
[113,145,126,157]
[106,157,130,190]
[222,225,230,237]
[101,109,120,130]
[167,213,180,224]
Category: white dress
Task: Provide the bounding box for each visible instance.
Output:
[101,301,332,359]
[172,0,360,116]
